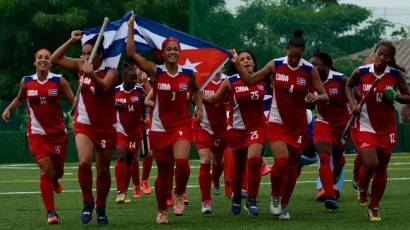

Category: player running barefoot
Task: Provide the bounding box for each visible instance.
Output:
[204,50,266,216]
[2,49,74,224]
[194,70,227,214]
[51,31,118,224]
[310,52,349,210]
[232,30,328,220]
[127,13,202,224]
[346,41,410,221]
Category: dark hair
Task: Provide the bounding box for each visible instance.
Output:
[287,29,305,50]
[228,49,257,75]
[375,40,405,72]
[84,35,105,55]
[121,61,136,78]
[312,51,336,71]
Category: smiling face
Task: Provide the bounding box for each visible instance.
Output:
[238,52,255,74]
[162,41,180,64]
[34,49,52,72]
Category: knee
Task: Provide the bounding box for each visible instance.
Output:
[200,156,211,165]
[78,160,92,169]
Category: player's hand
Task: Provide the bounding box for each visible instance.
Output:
[139,72,149,84]
[1,109,10,123]
[230,49,238,64]
[81,61,94,76]
[305,92,319,103]
[127,11,135,28]
[384,87,397,101]
[193,107,203,125]
[348,101,360,116]
[70,30,83,42]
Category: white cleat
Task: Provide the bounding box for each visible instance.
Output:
[270,196,281,216]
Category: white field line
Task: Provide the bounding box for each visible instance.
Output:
[1,177,410,196]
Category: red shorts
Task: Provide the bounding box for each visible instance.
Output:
[116,132,142,155]
[193,127,227,152]
[267,122,307,153]
[28,133,68,161]
[351,128,397,153]
[149,126,193,151]
[313,121,345,149]
[74,122,116,149]
[227,126,266,150]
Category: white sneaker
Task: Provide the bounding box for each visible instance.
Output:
[270,196,281,216]
[115,192,125,203]
[278,205,290,220]
[201,200,212,214]
[124,192,131,204]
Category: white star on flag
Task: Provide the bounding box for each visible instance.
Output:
[182,59,201,72]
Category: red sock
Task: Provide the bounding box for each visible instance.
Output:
[270,157,288,196]
[232,150,247,196]
[175,159,190,195]
[369,169,387,209]
[96,168,111,208]
[247,157,261,199]
[130,160,140,187]
[78,163,94,204]
[115,160,128,192]
[211,153,224,187]
[333,155,345,181]
[142,155,153,180]
[357,165,373,191]
[319,152,335,198]
[40,174,55,211]
[353,154,362,179]
[155,158,172,210]
[199,163,212,201]
[280,152,301,205]
[223,149,234,197]
[167,162,174,199]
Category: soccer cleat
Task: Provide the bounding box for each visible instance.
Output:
[357,189,368,207]
[156,210,169,224]
[47,210,58,224]
[324,198,339,210]
[368,207,381,221]
[260,158,271,176]
[80,202,95,224]
[141,180,152,195]
[201,200,212,214]
[270,196,282,216]
[316,188,326,202]
[212,184,221,195]
[95,206,108,224]
[124,192,131,203]
[278,205,290,220]
[167,196,173,207]
[133,186,141,198]
[231,193,242,215]
[53,179,62,194]
[173,195,185,216]
[115,192,125,203]
[245,198,260,216]
[182,193,190,205]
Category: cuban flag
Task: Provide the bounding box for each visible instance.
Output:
[81,12,231,89]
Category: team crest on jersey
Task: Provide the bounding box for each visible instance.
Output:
[329,87,339,95]
[131,96,139,102]
[179,83,188,91]
[297,77,306,86]
[27,90,38,97]
[48,89,58,96]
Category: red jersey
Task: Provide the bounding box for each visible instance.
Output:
[114,83,145,139]
[316,70,349,127]
[227,74,266,130]
[151,65,194,132]
[268,56,313,135]
[74,67,116,126]
[198,79,226,136]
[23,72,66,136]
[352,64,400,134]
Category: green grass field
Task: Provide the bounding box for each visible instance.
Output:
[1,153,410,229]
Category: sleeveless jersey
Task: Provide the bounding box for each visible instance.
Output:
[114,83,145,139]
[151,64,194,132]
[352,64,400,134]
[23,72,66,136]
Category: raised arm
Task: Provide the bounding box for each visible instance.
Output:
[51,30,84,72]
[60,76,75,105]
[231,51,273,85]
[144,89,154,108]
[306,67,329,104]
[82,64,118,92]
[1,79,25,123]
[126,13,156,77]
[202,79,231,104]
